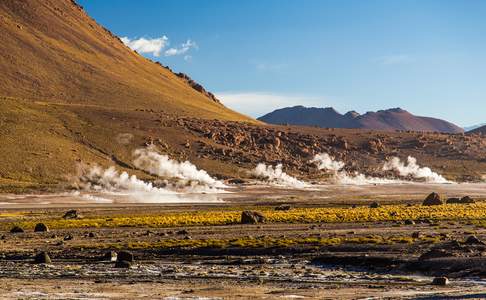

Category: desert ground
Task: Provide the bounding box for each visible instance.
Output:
[2,184,486,299]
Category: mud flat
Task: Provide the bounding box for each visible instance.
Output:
[1,184,486,299]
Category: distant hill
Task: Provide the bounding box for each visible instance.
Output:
[464,123,486,132]
[258,106,464,133]
[469,125,486,134]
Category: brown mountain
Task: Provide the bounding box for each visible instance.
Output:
[258,106,464,133]
[0,0,484,192]
[0,0,254,191]
[469,125,486,134]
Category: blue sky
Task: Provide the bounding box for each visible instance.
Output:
[78,0,486,126]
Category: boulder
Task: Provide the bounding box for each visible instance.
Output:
[117,250,134,262]
[62,209,78,219]
[431,277,449,286]
[103,251,117,262]
[34,223,49,232]
[34,252,52,264]
[275,204,292,211]
[10,226,24,233]
[404,219,415,225]
[241,211,266,224]
[114,260,132,268]
[369,202,380,208]
[465,235,485,245]
[460,196,475,204]
[411,231,421,239]
[446,197,461,204]
[423,193,443,206]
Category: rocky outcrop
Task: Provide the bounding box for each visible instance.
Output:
[176,73,221,104]
[423,193,443,206]
[241,211,266,224]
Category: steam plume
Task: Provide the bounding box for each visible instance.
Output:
[133,148,225,188]
[311,153,400,185]
[383,156,451,183]
[252,163,309,188]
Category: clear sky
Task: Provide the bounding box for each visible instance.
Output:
[78,0,486,127]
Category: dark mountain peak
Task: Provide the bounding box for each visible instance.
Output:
[258,105,463,133]
[344,111,360,119]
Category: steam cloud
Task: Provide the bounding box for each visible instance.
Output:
[252,163,309,188]
[311,153,401,185]
[383,156,451,184]
[79,148,227,202]
[133,148,225,189]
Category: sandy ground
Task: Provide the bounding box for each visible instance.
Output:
[1,183,486,299]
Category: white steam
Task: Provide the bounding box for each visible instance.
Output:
[383,156,452,184]
[80,166,177,194]
[132,148,225,189]
[312,153,401,185]
[78,148,228,203]
[252,163,309,188]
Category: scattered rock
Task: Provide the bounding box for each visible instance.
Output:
[460,196,475,204]
[117,251,134,262]
[241,211,266,224]
[34,223,49,232]
[62,210,78,219]
[423,193,443,206]
[103,251,117,262]
[228,178,246,185]
[34,252,51,264]
[412,231,421,239]
[369,202,380,208]
[446,197,461,204]
[10,226,24,233]
[114,260,132,268]
[275,204,292,211]
[431,277,449,286]
[446,196,475,204]
[465,235,485,245]
[176,229,189,235]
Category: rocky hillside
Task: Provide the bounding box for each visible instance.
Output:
[258,106,464,134]
[0,0,484,192]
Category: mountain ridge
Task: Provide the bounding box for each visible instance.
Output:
[258,106,464,133]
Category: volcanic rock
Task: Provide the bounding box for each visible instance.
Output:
[117,251,134,262]
[34,223,49,232]
[465,235,485,245]
[423,193,443,206]
[34,252,52,264]
[275,204,292,211]
[241,211,266,224]
[62,210,78,219]
[115,260,132,268]
[431,277,449,286]
[10,226,24,233]
[369,202,380,208]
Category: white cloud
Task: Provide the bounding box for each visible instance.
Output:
[121,36,197,59]
[216,92,336,118]
[164,39,198,57]
[121,36,168,57]
[375,54,414,65]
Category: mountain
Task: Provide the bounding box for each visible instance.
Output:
[0,0,254,191]
[258,106,464,133]
[464,123,486,132]
[468,125,486,134]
